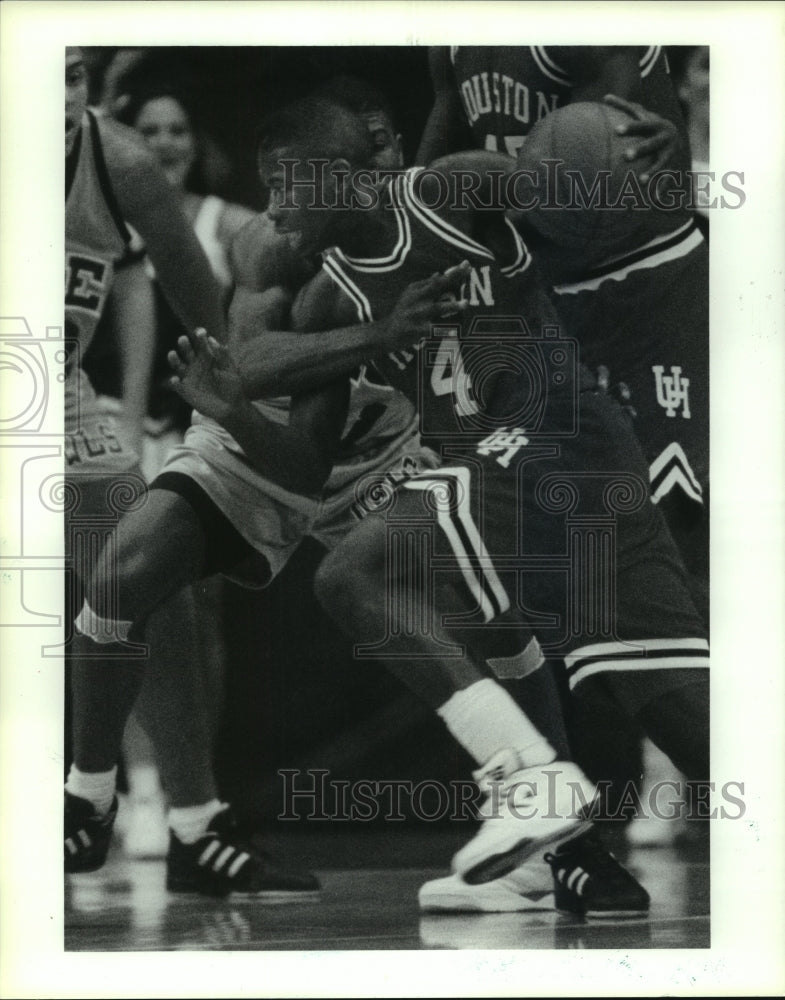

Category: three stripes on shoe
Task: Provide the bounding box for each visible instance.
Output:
[195,834,251,880]
[552,861,591,897]
[65,828,93,857]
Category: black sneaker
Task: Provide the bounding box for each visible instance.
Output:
[166,807,321,901]
[64,791,118,873]
[545,829,650,918]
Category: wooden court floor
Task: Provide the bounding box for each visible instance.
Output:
[65,827,710,951]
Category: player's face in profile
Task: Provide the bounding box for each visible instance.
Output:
[134,96,197,189]
[65,47,88,156]
[364,111,403,170]
[260,145,336,255]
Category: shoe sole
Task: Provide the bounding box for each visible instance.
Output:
[419,891,555,913]
[166,881,321,903]
[556,905,650,919]
[65,860,108,874]
[460,817,593,886]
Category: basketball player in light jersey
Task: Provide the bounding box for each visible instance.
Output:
[64,46,335,899]
[246,98,709,910]
[70,79,471,897]
[117,85,255,861]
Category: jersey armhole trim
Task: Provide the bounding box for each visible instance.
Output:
[530,47,573,87]
[401,168,495,261]
[321,256,373,323]
[87,110,132,246]
[65,127,82,201]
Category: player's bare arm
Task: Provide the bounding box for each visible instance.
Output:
[107,257,156,458]
[98,114,227,341]
[416,46,475,166]
[228,220,469,398]
[169,327,348,496]
[227,215,399,396]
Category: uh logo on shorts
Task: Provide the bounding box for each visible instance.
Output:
[652,365,691,419]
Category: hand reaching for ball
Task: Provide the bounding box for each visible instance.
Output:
[168,328,246,423]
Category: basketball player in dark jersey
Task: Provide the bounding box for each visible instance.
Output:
[64,47,327,898]
[418,45,709,619]
[207,97,709,899]
[419,45,688,169]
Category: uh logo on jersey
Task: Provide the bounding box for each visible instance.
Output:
[652,365,691,418]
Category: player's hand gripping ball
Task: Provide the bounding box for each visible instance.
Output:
[509,101,684,275]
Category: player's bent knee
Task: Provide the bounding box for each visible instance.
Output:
[314,520,387,618]
[314,547,361,618]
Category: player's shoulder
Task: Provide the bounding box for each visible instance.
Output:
[543,45,625,77]
[230,213,309,291]
[292,267,350,331]
[428,45,454,82]
[216,201,257,247]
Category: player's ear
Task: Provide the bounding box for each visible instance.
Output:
[328,157,352,175]
[326,157,352,204]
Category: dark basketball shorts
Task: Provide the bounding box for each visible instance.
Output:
[384,389,708,711]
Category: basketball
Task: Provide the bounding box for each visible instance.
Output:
[511,101,677,268]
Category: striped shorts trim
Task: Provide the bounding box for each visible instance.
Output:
[402,466,510,624]
[564,638,709,691]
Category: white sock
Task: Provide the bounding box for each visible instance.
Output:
[436,678,555,769]
[65,764,118,816]
[75,600,132,645]
[168,800,226,844]
[126,765,162,802]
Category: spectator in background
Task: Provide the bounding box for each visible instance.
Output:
[672,46,710,227]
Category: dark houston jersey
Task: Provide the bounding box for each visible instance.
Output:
[448,45,689,165]
[322,169,582,450]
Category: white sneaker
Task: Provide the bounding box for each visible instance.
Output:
[419,857,555,913]
[123,795,169,860]
[452,750,597,885]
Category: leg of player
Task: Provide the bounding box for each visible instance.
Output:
[515,389,710,913]
[65,485,211,874]
[315,474,651,917]
[314,511,598,887]
[72,483,320,898]
[133,640,319,900]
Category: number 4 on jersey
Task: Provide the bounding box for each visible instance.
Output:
[429,326,480,416]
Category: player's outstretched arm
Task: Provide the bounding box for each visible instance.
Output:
[169,328,347,496]
[98,115,227,341]
[415,47,475,165]
[106,257,157,458]
[229,223,469,398]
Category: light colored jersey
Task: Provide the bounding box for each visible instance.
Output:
[65,109,138,473]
